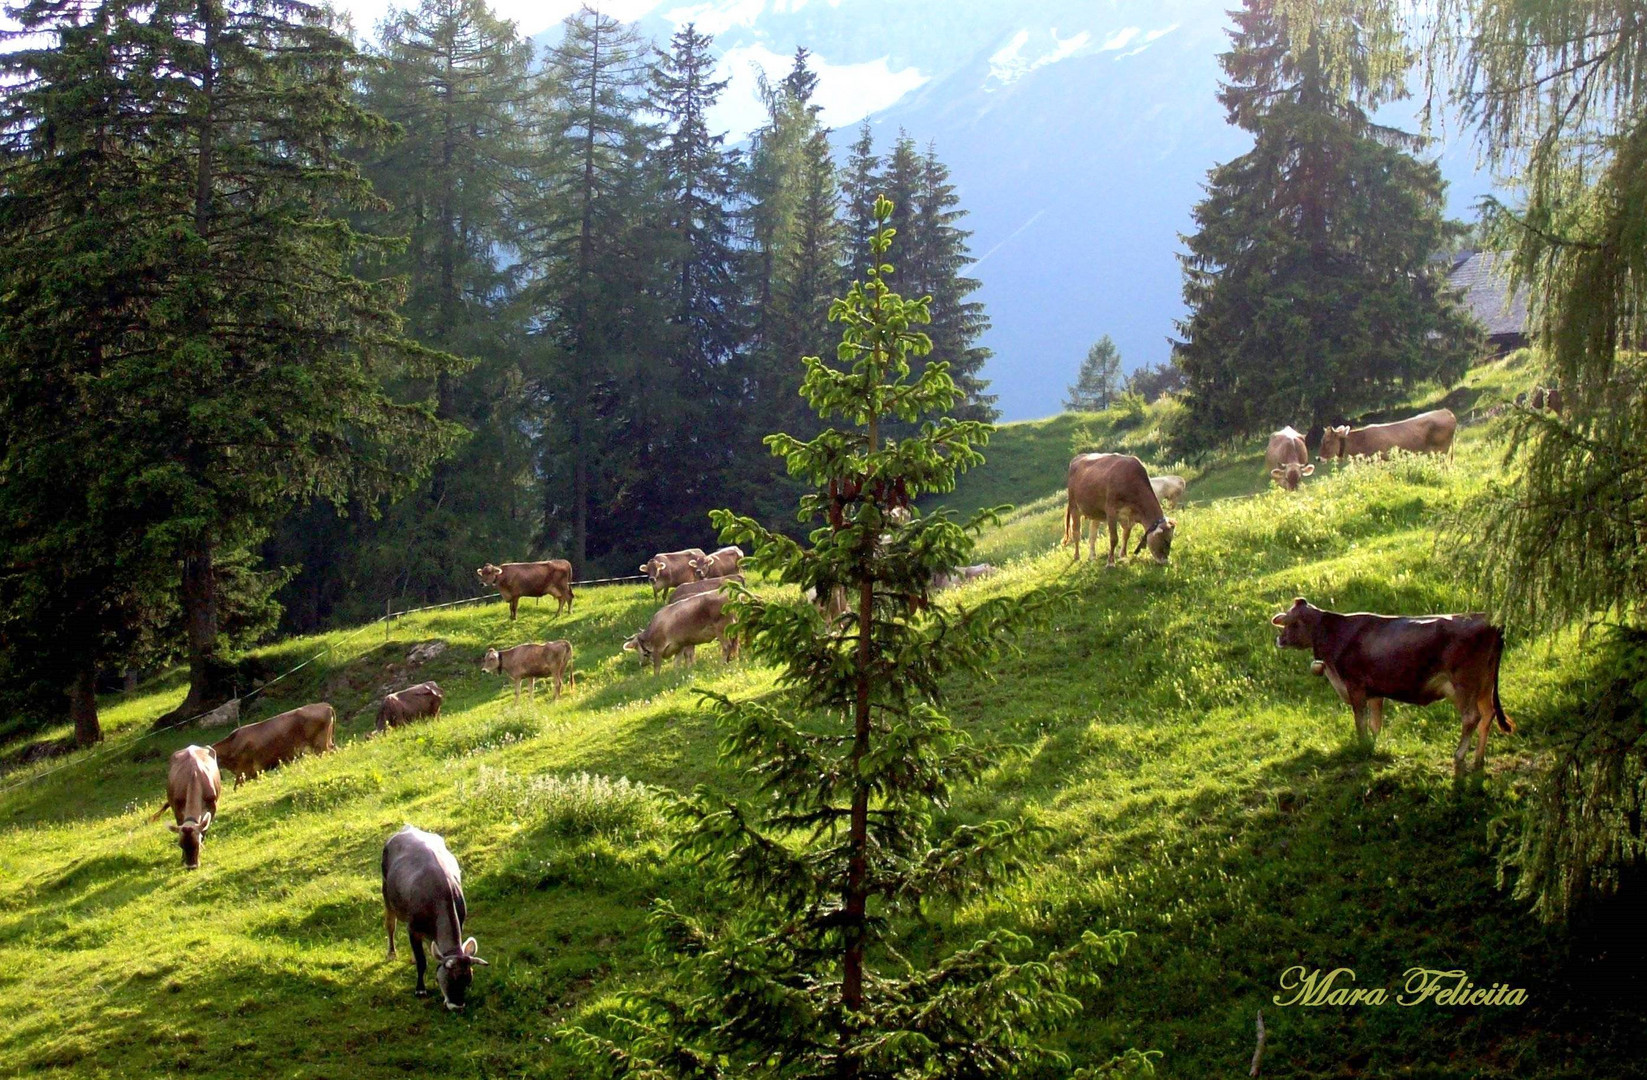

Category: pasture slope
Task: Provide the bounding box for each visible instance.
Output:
[2,353,1641,1078]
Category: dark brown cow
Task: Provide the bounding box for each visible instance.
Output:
[623,591,738,674]
[668,573,744,605]
[149,745,221,869]
[689,545,744,581]
[476,560,574,619]
[481,641,572,703]
[377,682,445,733]
[1265,426,1314,491]
[640,549,706,601]
[1270,598,1514,776]
[1320,408,1457,461]
[1064,453,1176,566]
[211,703,335,789]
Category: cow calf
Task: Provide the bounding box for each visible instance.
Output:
[482,641,572,703]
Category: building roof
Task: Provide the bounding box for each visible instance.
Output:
[1448,251,1531,339]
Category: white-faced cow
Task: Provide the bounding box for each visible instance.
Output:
[639,549,706,601]
[377,682,445,733]
[382,825,488,1010]
[689,545,744,581]
[211,703,335,789]
[150,745,221,869]
[1150,475,1188,508]
[668,573,744,605]
[623,591,738,674]
[476,560,574,619]
[1065,453,1177,566]
[1271,598,1514,777]
[1320,408,1457,462]
[481,641,572,703]
[1265,426,1314,491]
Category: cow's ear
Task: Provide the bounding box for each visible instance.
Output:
[462,937,478,956]
[1271,468,1284,479]
[1270,612,1288,626]
[168,823,181,833]
[1301,464,1314,476]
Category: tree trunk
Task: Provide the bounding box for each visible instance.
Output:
[840,413,877,1080]
[70,668,101,748]
[158,539,234,727]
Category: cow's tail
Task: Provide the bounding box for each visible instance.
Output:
[1063,492,1078,547]
[1491,629,1515,733]
[148,798,171,824]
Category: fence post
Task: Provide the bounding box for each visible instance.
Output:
[385,597,391,641]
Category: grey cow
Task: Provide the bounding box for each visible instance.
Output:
[382,825,488,1010]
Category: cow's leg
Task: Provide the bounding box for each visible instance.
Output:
[552,670,562,701]
[1453,705,1479,779]
[528,676,537,700]
[410,932,429,996]
[1367,698,1385,739]
[1119,521,1136,562]
[385,906,397,960]
[1472,685,1495,772]
[1346,688,1371,748]
[513,679,521,704]
[508,595,519,620]
[1105,515,1120,567]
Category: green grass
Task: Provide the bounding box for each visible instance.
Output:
[4,351,1637,1079]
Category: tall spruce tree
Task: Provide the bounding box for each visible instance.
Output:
[524,6,658,575]
[563,197,1148,1080]
[265,0,539,624]
[1173,0,1476,446]
[840,119,880,286]
[0,0,463,726]
[916,142,996,422]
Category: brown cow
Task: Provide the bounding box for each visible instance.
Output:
[623,591,738,674]
[669,573,745,605]
[932,564,996,591]
[689,545,745,581]
[1320,408,1457,461]
[1064,453,1177,566]
[377,682,445,733]
[1270,598,1514,777]
[639,549,706,601]
[1265,426,1314,491]
[481,641,572,703]
[211,703,335,789]
[1150,475,1187,508]
[150,745,221,869]
[476,560,574,619]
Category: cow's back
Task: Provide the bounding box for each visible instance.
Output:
[382,826,464,921]
[501,559,571,596]
[1266,428,1307,469]
[167,746,221,822]
[1068,453,1161,522]
[650,591,731,647]
[669,574,744,605]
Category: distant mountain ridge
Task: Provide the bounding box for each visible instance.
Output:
[595,1,1503,420]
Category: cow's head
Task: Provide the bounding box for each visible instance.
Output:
[640,557,660,579]
[1321,427,1350,460]
[434,936,488,1011]
[169,812,212,870]
[480,648,501,675]
[475,564,503,587]
[1133,518,1177,564]
[1270,597,1320,651]
[688,556,709,580]
[1270,462,1315,491]
[622,632,652,664]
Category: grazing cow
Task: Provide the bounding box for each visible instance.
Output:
[640,549,706,601]
[149,745,221,869]
[623,591,738,674]
[932,564,996,591]
[689,545,745,581]
[1270,597,1514,777]
[669,573,744,605]
[210,703,335,789]
[1150,475,1188,508]
[1536,386,1563,413]
[476,560,574,619]
[805,583,851,623]
[481,641,572,703]
[377,682,445,733]
[1265,426,1315,491]
[1064,453,1177,566]
[1530,386,1545,410]
[382,826,488,1010]
[1320,408,1457,461]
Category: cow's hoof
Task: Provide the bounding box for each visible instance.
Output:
[1309,660,1325,675]
[415,989,430,998]
[444,1002,464,1012]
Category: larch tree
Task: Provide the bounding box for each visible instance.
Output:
[1065,337,1124,412]
[523,5,658,575]
[1173,0,1477,447]
[563,197,1151,1080]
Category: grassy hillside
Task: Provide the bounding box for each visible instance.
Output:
[3,353,1639,1078]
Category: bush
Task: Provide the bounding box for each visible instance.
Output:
[463,767,664,839]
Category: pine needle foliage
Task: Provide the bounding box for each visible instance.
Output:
[561,198,1148,1080]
